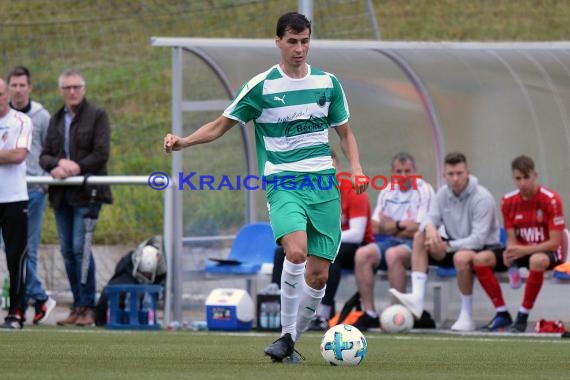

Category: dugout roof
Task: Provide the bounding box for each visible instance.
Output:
[153,38,570,225]
[153,38,570,321]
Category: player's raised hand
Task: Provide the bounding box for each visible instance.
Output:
[164,133,182,153]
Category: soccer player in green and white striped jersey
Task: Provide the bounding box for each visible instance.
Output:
[164,11,367,363]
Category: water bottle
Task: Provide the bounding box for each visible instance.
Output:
[191,320,208,331]
[269,302,280,329]
[142,292,155,325]
[508,265,521,289]
[1,278,10,310]
[260,303,269,329]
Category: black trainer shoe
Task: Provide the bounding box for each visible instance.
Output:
[353,313,380,332]
[413,310,436,329]
[0,313,24,330]
[482,311,512,331]
[307,316,328,331]
[511,312,528,333]
[264,333,294,362]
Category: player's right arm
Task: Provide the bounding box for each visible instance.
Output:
[163,115,237,153]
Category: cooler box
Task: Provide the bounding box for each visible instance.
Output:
[206,288,254,331]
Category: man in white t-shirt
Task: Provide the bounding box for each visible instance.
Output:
[0,78,33,330]
[352,153,435,331]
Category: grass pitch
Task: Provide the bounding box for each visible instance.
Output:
[1,328,569,380]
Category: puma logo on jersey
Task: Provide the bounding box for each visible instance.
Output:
[273,94,286,105]
[518,227,545,243]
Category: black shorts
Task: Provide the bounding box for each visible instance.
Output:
[494,250,560,272]
[428,244,505,268]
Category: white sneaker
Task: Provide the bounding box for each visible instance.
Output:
[451,312,475,331]
[34,297,57,325]
[388,288,422,319]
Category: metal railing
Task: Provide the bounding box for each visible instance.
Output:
[26,175,176,324]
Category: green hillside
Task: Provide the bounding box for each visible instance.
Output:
[1,0,567,244]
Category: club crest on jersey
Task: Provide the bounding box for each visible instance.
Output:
[536,209,544,223]
[314,91,327,107]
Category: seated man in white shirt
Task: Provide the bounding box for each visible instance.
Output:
[352,152,435,331]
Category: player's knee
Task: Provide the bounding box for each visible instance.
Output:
[285,248,307,264]
[453,250,473,269]
[355,246,373,265]
[385,248,404,267]
[473,251,493,266]
[529,253,549,271]
[306,270,328,289]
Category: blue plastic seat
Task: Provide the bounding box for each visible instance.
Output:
[204,222,277,275]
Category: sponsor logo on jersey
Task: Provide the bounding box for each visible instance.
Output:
[518,227,545,243]
[515,214,524,220]
[284,117,325,137]
[554,216,565,226]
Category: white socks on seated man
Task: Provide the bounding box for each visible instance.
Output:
[411,271,427,306]
[280,258,325,341]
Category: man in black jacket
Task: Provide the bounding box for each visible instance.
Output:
[40,69,112,327]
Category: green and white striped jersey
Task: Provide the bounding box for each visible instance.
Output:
[223,64,349,178]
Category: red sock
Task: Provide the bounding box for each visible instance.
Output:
[522,270,544,310]
[474,265,505,308]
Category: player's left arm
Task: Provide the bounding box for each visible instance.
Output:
[335,123,367,194]
[342,192,370,243]
[0,114,31,164]
[0,147,27,164]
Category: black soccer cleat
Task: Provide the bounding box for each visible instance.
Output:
[264,333,294,362]
[353,313,380,332]
[281,350,305,365]
[511,312,528,333]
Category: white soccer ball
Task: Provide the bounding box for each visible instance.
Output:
[320,324,367,366]
[380,304,414,333]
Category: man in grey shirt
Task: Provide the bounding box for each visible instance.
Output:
[390,152,502,331]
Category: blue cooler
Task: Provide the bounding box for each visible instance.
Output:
[206,288,254,331]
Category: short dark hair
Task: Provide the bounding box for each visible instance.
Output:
[7,66,31,85]
[511,155,535,176]
[444,152,467,166]
[276,12,311,38]
[391,152,416,169]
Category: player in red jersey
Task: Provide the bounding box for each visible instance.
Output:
[473,155,566,332]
